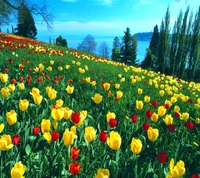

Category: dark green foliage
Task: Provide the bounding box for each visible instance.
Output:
[77,34,97,54]
[120,27,137,65]
[111,37,120,61]
[157,7,170,73]
[15,3,37,39]
[141,25,159,69]
[56,36,68,48]
[187,6,200,80]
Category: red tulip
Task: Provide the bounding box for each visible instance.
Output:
[12,135,20,145]
[131,114,137,123]
[71,112,81,124]
[99,131,108,143]
[109,119,117,128]
[68,162,81,176]
[51,131,60,141]
[157,151,168,164]
[142,122,150,131]
[33,126,40,135]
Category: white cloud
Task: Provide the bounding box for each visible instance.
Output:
[93,0,113,6]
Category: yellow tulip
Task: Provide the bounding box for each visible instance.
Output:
[95,168,110,178]
[8,84,15,92]
[63,107,72,120]
[63,128,77,146]
[174,105,180,112]
[144,95,150,103]
[41,119,51,133]
[130,138,142,154]
[151,113,159,122]
[0,124,5,133]
[195,118,200,124]
[159,90,165,96]
[0,73,8,83]
[32,93,43,105]
[19,99,29,111]
[118,74,122,78]
[157,106,166,117]
[0,135,13,151]
[66,85,74,94]
[170,96,177,104]
[163,114,173,125]
[51,107,64,121]
[50,60,54,65]
[120,77,125,82]
[106,111,116,122]
[65,65,70,69]
[115,84,120,89]
[30,87,40,95]
[103,83,110,91]
[138,88,143,95]
[92,94,103,104]
[85,77,91,83]
[70,126,77,135]
[147,127,159,142]
[107,131,121,150]
[39,63,44,71]
[0,87,10,98]
[85,126,96,142]
[6,110,17,125]
[181,112,189,121]
[136,100,143,110]
[43,132,52,143]
[167,159,185,178]
[18,83,25,90]
[47,87,57,100]
[10,162,26,178]
[91,80,96,86]
[56,99,64,108]
[46,66,52,71]
[116,91,123,99]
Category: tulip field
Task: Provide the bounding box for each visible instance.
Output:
[0,32,200,178]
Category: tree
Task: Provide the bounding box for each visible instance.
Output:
[157,6,170,73]
[120,27,137,64]
[15,3,37,39]
[111,37,120,61]
[0,0,53,29]
[77,34,97,54]
[141,24,159,69]
[187,6,200,80]
[98,42,109,58]
[56,35,68,48]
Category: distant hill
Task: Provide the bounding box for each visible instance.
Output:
[133,32,152,41]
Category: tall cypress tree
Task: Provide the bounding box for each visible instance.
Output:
[188,6,200,80]
[157,7,170,73]
[15,2,37,39]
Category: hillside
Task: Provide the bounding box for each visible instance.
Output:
[0,33,199,178]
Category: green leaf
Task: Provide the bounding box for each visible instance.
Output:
[25,144,31,155]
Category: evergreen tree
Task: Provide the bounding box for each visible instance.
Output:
[111,37,120,61]
[120,27,137,64]
[15,3,37,39]
[157,7,170,73]
[77,34,97,54]
[56,36,68,48]
[141,24,159,69]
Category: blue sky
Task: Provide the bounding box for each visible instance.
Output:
[2,0,200,37]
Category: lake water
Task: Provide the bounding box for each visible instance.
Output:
[37,35,150,64]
